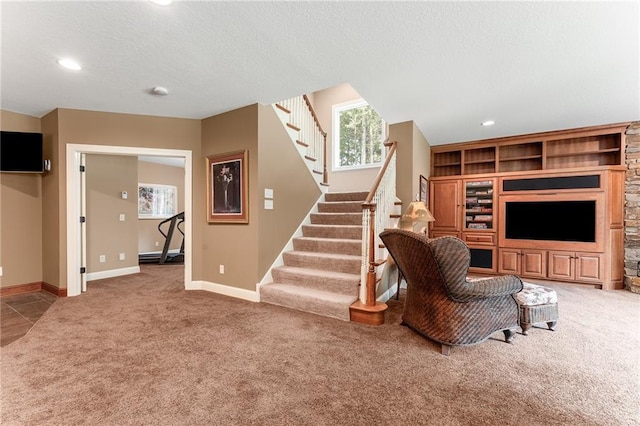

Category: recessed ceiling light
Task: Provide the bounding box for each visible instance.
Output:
[150,0,172,5]
[151,86,169,96]
[57,58,82,71]
[481,120,495,127]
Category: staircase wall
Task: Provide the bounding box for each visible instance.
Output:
[257,104,322,278]
[201,104,322,293]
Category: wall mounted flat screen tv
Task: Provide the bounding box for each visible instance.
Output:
[505,201,596,242]
[0,131,44,173]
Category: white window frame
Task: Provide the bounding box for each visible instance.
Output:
[138,183,178,219]
[332,99,386,171]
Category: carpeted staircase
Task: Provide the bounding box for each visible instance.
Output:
[260,191,368,321]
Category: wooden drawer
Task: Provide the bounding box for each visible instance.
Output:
[431,231,460,239]
[463,232,495,245]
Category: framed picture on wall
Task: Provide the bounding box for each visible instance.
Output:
[138,183,177,219]
[206,150,248,223]
[419,175,428,203]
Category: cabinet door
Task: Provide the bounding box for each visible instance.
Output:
[499,249,521,274]
[548,251,574,281]
[468,246,497,273]
[575,252,602,283]
[430,180,460,232]
[521,250,547,278]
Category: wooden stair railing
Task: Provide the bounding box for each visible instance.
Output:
[276,95,328,186]
[349,140,397,326]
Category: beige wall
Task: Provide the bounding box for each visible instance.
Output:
[86,155,138,273]
[257,104,321,276]
[41,110,61,288]
[312,83,379,192]
[137,160,185,253]
[413,123,431,196]
[201,105,259,290]
[0,110,43,288]
[46,108,202,288]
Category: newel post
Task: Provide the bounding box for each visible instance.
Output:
[363,202,377,306]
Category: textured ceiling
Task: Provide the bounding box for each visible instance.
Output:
[1,1,638,146]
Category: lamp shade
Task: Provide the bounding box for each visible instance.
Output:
[400,200,435,233]
[401,200,435,223]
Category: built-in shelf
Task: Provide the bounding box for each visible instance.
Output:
[546,148,620,159]
[500,154,543,162]
[431,124,627,177]
[465,180,494,230]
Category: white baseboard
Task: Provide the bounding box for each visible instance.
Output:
[189,280,260,302]
[86,266,140,282]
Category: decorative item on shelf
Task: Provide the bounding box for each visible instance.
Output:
[400,197,435,235]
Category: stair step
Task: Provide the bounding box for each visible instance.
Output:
[271,266,359,295]
[260,283,357,321]
[325,191,369,202]
[293,237,361,256]
[274,103,291,114]
[302,224,362,240]
[283,251,361,275]
[318,201,363,213]
[311,212,361,226]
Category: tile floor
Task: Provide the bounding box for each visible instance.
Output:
[1,291,57,347]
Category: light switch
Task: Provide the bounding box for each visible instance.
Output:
[119,214,125,221]
[264,188,273,199]
[264,199,273,210]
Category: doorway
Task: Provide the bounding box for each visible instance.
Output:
[66,144,193,297]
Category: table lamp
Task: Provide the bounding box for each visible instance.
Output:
[400,199,435,235]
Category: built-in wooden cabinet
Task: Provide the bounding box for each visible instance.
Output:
[431,123,626,178]
[429,122,628,290]
[548,251,602,284]
[498,249,547,279]
[464,179,495,231]
[429,179,461,235]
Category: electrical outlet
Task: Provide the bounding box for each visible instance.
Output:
[219,265,225,274]
[119,253,125,261]
[155,241,159,247]
[99,255,106,263]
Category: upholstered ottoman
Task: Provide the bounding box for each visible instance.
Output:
[515,282,559,335]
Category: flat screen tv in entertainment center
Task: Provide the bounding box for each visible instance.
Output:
[505,201,596,243]
[498,192,604,251]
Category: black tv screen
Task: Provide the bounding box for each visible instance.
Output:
[505,201,596,242]
[0,131,44,173]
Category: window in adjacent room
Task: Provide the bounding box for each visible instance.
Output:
[333,100,385,170]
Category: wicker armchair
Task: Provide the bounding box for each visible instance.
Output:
[380,229,523,355]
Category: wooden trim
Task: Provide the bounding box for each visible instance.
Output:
[42,282,66,297]
[286,122,300,132]
[274,103,291,114]
[0,281,66,298]
[0,282,42,297]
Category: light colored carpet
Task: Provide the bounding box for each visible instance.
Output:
[1,264,639,425]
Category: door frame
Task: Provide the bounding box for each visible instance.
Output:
[66,144,193,297]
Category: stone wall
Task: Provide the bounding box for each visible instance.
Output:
[624,121,640,293]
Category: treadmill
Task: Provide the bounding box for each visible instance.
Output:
[138,211,185,264]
